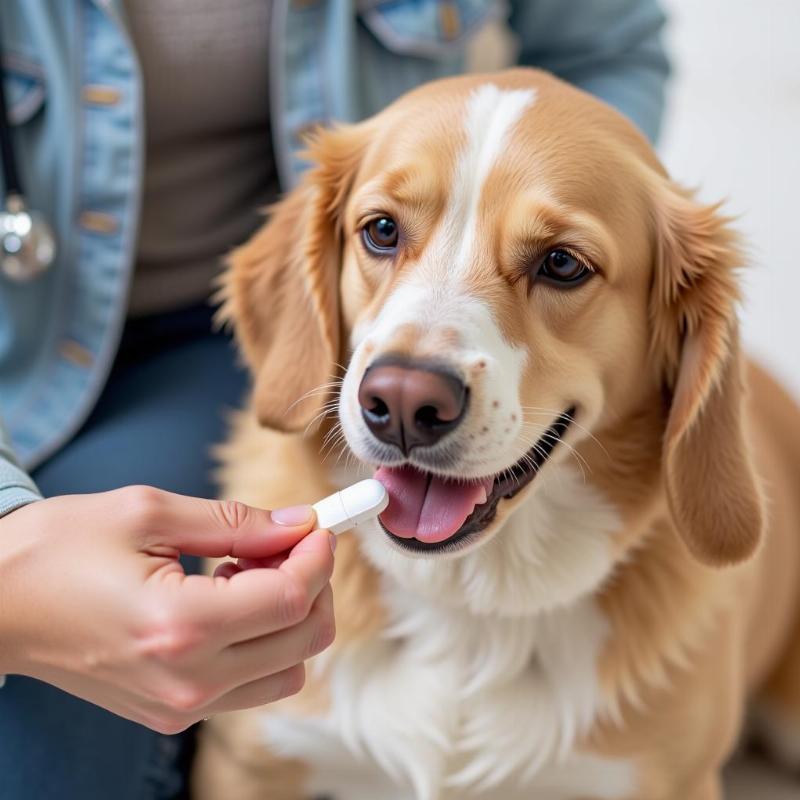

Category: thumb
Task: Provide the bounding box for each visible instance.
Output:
[128,489,318,559]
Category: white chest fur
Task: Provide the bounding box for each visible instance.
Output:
[261,469,635,800]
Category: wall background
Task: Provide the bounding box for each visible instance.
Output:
[660,0,800,399]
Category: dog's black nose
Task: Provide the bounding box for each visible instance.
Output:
[358,360,467,454]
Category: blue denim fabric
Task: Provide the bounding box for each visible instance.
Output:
[0,307,247,799]
[0,0,670,515]
[0,676,193,800]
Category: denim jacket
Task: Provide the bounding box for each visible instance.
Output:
[0,0,669,515]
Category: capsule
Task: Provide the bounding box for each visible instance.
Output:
[312,479,390,535]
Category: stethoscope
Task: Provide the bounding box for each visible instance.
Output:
[0,27,56,282]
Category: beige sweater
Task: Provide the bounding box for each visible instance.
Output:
[125,0,278,317]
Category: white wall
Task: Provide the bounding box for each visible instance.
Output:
[659,0,800,397]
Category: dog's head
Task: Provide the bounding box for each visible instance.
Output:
[223,70,763,603]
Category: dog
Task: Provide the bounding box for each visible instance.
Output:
[192,69,800,800]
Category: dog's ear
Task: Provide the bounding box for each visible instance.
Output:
[218,124,367,432]
[651,182,764,567]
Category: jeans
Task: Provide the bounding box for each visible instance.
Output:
[0,305,248,799]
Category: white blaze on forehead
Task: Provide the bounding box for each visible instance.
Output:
[352,83,537,348]
[448,84,537,270]
[352,84,537,350]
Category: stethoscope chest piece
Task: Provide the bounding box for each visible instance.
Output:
[0,4,57,284]
[0,192,55,282]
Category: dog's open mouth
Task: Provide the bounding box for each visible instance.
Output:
[374,408,575,552]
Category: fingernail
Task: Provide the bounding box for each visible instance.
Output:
[271,505,313,527]
[329,533,337,554]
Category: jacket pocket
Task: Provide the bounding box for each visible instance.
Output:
[2,51,46,125]
[359,0,506,60]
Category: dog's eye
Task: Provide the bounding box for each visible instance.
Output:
[363,217,399,254]
[537,249,591,286]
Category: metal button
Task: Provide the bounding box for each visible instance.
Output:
[439,2,461,40]
[82,85,122,106]
[60,339,94,368]
[79,211,119,235]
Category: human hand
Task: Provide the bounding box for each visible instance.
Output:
[0,486,335,733]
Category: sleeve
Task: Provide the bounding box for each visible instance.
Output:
[0,416,41,518]
[508,0,671,143]
[0,419,40,686]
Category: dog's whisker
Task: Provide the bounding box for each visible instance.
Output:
[322,433,349,466]
[285,379,344,417]
[322,419,344,442]
[303,403,341,438]
[321,424,350,464]
[325,429,347,453]
[321,428,344,453]
[540,433,591,481]
[519,408,610,461]
[317,399,342,415]
[342,447,360,472]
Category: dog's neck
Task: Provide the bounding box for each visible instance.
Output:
[318,461,638,795]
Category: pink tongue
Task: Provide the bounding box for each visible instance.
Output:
[374,465,493,544]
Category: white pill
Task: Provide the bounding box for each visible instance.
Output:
[312,479,390,535]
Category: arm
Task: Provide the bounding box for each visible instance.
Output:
[508,0,670,142]
[0,416,41,517]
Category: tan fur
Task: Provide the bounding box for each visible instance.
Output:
[195,69,800,799]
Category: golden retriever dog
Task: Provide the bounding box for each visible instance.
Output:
[192,69,800,800]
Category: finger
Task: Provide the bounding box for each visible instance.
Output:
[219,585,334,685]
[124,487,317,559]
[173,530,335,642]
[237,552,290,570]
[213,562,242,579]
[202,664,307,715]
[277,529,337,608]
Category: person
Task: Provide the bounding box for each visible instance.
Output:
[0,2,670,798]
